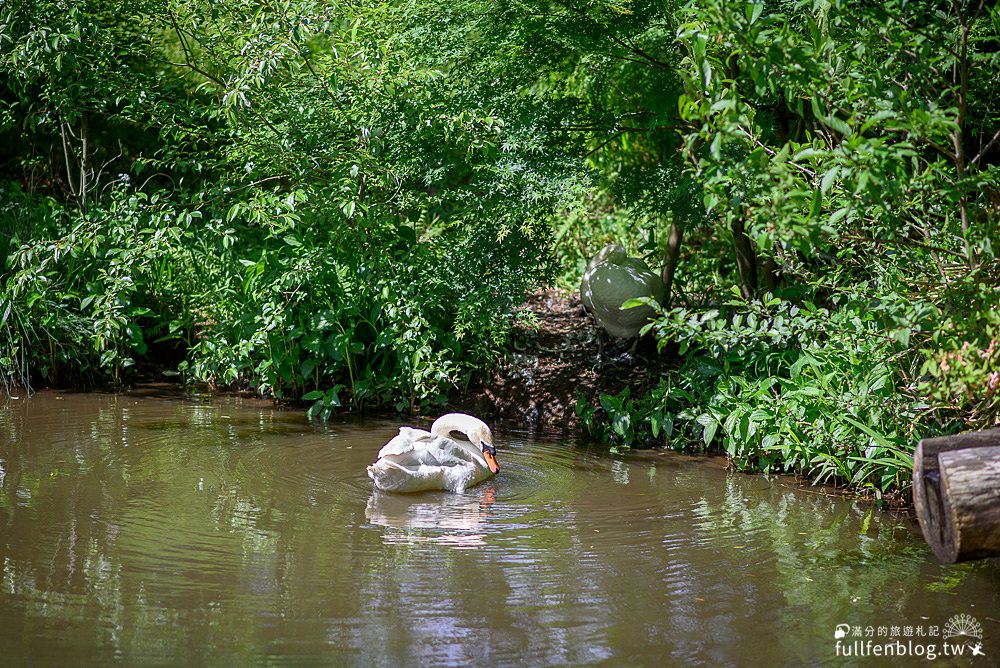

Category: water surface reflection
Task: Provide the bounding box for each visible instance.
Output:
[0,391,997,665]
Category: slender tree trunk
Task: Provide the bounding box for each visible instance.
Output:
[661,220,683,307]
[727,56,757,299]
[731,217,757,299]
[79,113,89,214]
[951,0,985,268]
[60,121,77,201]
[761,254,778,292]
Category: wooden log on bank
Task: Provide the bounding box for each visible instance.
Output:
[913,429,1000,563]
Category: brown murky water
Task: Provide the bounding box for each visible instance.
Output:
[1,391,998,666]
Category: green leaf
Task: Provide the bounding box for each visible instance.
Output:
[621,297,656,310]
[703,420,718,447]
[809,188,822,218]
[820,166,840,193]
[829,207,850,225]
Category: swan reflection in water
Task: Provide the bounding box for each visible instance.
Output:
[365,485,497,549]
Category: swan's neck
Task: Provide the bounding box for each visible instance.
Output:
[444,438,482,464]
[429,413,492,467]
[431,415,486,443]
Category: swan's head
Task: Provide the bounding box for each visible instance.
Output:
[431,413,500,474]
[480,439,499,474]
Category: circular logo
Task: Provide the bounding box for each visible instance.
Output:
[943,614,983,641]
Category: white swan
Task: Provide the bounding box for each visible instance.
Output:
[580,243,665,338]
[367,413,500,493]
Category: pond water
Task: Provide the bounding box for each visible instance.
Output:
[1,391,998,665]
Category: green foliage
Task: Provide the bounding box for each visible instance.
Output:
[648,291,921,492]
[568,0,997,495]
[2,0,998,495]
[0,0,554,409]
[675,0,999,265]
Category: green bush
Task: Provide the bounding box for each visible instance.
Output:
[0,0,554,411]
[556,0,999,494]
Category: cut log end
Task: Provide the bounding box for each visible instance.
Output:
[913,430,1000,564]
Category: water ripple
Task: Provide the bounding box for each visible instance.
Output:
[1,392,997,667]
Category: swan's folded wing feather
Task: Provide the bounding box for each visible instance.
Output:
[379,447,446,469]
[369,432,488,493]
[368,456,452,493]
[376,427,433,459]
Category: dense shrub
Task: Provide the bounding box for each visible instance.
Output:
[417,0,998,494]
[569,0,999,494]
[0,0,555,409]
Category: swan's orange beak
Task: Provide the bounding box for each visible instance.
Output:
[484,449,500,474]
[482,442,500,474]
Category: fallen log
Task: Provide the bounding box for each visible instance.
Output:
[913,429,1000,563]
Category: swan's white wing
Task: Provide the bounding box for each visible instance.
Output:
[376,427,433,459]
[369,432,492,494]
[380,436,474,468]
[588,261,661,338]
[368,457,451,493]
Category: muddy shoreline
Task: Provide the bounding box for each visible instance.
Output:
[454,288,675,434]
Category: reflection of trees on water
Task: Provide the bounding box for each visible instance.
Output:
[687,473,988,662]
[0,398,996,665]
[0,396,341,663]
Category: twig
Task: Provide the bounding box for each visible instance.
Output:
[971,126,1000,167]
[59,121,77,199]
[737,126,817,178]
[840,234,968,261]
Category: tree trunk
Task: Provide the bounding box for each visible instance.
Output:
[661,220,683,307]
[913,429,1000,563]
[731,217,757,299]
[761,254,778,292]
[79,112,89,214]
